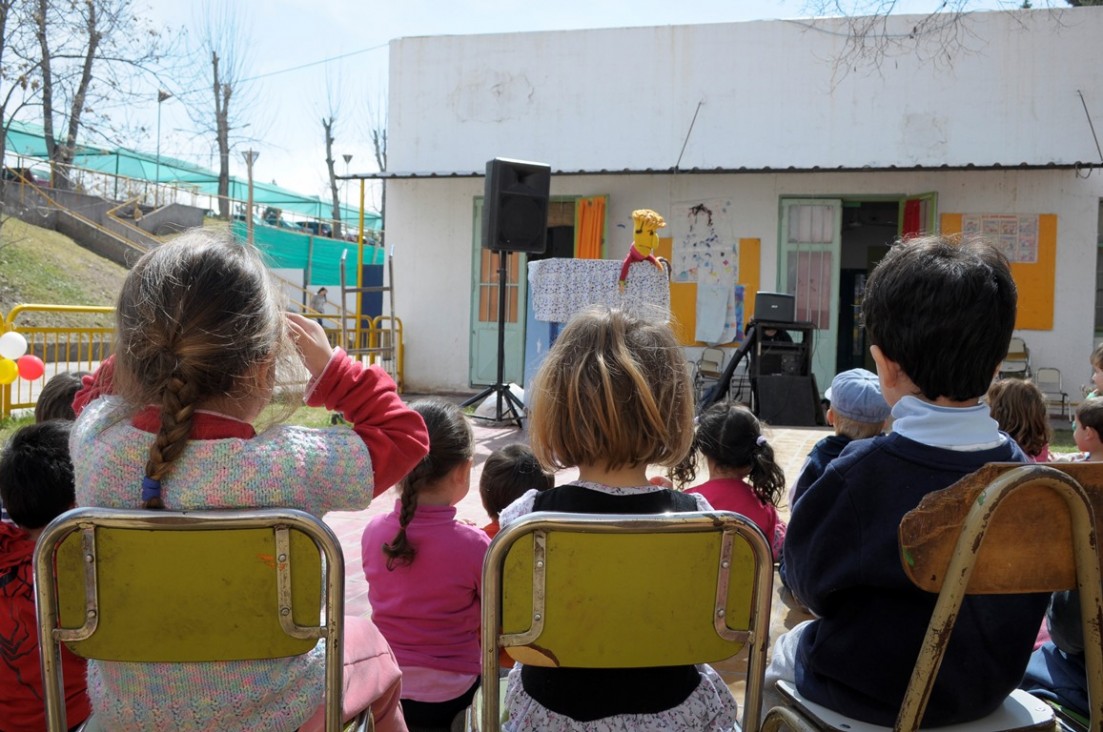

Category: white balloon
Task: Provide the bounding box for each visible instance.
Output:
[0,332,28,360]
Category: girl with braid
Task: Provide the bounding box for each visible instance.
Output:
[361,399,490,729]
[69,230,428,732]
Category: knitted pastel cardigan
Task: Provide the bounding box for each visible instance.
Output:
[70,399,374,731]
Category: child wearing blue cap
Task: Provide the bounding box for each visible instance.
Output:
[788,368,890,508]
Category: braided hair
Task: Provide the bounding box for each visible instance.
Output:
[112,230,288,509]
[382,400,474,570]
[670,402,786,506]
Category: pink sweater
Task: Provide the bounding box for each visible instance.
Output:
[687,477,787,560]
[361,502,490,676]
[70,351,428,731]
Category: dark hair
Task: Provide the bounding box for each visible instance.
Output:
[34,370,90,423]
[529,307,694,471]
[670,402,785,506]
[0,421,74,529]
[1077,398,1103,434]
[383,400,474,570]
[479,443,554,519]
[113,230,289,509]
[986,378,1052,457]
[862,236,1016,402]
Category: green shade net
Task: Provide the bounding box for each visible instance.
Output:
[230,222,384,287]
[5,120,379,228]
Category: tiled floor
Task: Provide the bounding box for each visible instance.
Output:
[323,403,829,704]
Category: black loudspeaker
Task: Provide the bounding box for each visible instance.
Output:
[483,158,551,253]
[756,375,820,427]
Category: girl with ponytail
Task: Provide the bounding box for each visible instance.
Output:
[70,229,428,732]
[672,401,788,560]
[361,399,490,729]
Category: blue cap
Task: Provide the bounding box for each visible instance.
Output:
[825,368,890,424]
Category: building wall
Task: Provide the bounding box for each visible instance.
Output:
[386,8,1103,394]
[391,168,1102,393]
[389,8,1103,172]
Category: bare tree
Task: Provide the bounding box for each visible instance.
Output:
[180,1,255,219]
[318,70,346,240]
[0,0,40,199]
[34,0,166,189]
[364,88,387,242]
[321,115,341,239]
[800,1,1081,81]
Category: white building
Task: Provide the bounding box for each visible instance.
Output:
[381,7,1103,402]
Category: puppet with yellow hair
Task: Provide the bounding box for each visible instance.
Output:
[618,208,668,291]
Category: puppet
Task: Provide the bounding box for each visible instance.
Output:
[618,209,667,291]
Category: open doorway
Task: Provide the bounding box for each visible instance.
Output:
[837,200,896,372]
[779,194,933,390]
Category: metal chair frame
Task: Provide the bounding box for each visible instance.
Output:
[762,464,1103,732]
[34,507,348,732]
[1035,367,1071,420]
[469,510,774,732]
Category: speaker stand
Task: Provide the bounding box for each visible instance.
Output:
[461,249,525,428]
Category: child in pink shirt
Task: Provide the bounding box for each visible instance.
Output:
[361,400,490,729]
[673,402,787,559]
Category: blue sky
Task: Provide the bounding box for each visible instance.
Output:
[141,0,1018,212]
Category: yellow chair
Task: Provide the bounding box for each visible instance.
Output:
[762,463,1103,732]
[467,510,774,732]
[33,507,354,732]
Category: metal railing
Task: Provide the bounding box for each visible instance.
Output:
[0,302,406,418]
[0,305,115,418]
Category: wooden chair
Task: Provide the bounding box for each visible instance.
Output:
[34,507,357,732]
[467,510,774,732]
[762,463,1103,732]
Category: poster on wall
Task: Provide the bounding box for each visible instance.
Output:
[669,200,739,285]
[961,214,1039,263]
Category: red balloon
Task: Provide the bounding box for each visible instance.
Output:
[17,355,44,380]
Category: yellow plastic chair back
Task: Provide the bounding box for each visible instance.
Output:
[763,463,1103,732]
[34,507,347,732]
[473,510,774,732]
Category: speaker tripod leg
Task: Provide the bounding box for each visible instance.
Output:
[460,249,525,429]
[460,384,525,428]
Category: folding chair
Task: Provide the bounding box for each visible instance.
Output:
[762,463,1103,732]
[467,510,774,732]
[1035,367,1071,420]
[34,507,358,732]
[999,336,1031,379]
[695,346,729,403]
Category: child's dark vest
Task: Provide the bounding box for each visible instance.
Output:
[520,483,702,721]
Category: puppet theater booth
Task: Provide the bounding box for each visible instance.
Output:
[524,210,823,426]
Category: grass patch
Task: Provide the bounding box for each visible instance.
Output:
[0,218,127,327]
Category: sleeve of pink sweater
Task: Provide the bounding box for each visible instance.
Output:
[306,349,429,495]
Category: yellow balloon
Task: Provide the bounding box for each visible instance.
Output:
[0,358,16,385]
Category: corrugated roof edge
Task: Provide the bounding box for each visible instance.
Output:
[345,161,1103,180]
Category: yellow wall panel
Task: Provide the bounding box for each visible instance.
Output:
[665,237,762,346]
[669,282,699,345]
[739,238,762,322]
[940,214,1054,330]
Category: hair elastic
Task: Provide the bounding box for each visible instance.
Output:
[756,435,768,447]
[141,476,162,502]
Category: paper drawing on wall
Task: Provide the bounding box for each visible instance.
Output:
[670,200,738,286]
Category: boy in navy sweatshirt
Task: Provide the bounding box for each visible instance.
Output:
[765,236,1048,726]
